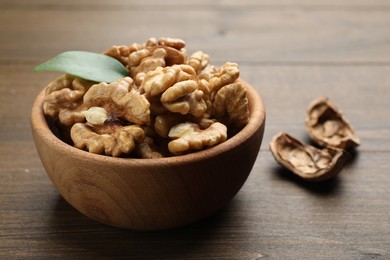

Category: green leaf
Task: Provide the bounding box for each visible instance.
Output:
[33,51,129,83]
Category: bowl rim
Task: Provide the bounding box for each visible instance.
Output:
[31,79,266,167]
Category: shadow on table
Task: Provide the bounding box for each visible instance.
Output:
[48,194,246,258]
[272,165,342,195]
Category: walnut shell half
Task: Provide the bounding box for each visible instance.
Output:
[269,132,349,182]
[306,97,360,149]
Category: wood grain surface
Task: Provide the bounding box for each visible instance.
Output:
[1,0,389,259]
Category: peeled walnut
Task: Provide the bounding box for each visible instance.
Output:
[212,82,249,133]
[83,77,150,125]
[56,105,87,127]
[168,122,227,155]
[136,136,163,159]
[127,37,187,85]
[187,51,210,74]
[154,113,216,139]
[306,97,360,149]
[156,37,187,65]
[103,45,132,66]
[142,65,195,97]
[158,37,186,50]
[43,74,94,126]
[209,62,240,94]
[128,47,167,85]
[71,122,144,157]
[81,107,109,125]
[154,113,186,138]
[197,64,216,82]
[104,40,147,66]
[270,132,349,182]
[42,38,251,158]
[161,80,207,117]
[142,65,207,118]
[67,77,151,157]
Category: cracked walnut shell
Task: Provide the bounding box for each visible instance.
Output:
[270,132,349,182]
[306,97,360,149]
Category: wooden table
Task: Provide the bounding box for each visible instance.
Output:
[1,1,389,259]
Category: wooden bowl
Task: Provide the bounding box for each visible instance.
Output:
[31,81,266,230]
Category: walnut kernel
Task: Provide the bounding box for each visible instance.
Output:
[43,38,251,158]
[43,74,94,126]
[212,81,249,132]
[81,107,109,125]
[168,122,227,155]
[83,77,150,125]
[71,123,144,157]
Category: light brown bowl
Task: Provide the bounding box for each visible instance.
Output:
[31,81,266,230]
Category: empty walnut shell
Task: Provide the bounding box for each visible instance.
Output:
[306,97,360,149]
[269,132,349,182]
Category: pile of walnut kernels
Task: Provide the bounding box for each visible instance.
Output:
[43,37,250,158]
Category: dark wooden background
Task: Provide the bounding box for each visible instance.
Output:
[1,0,389,259]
